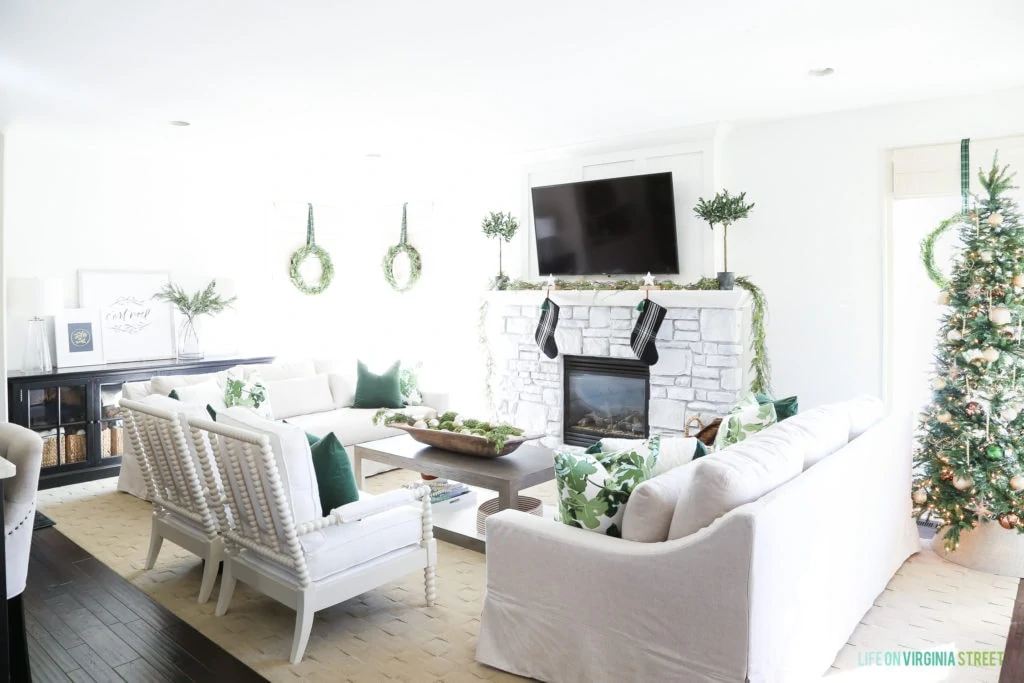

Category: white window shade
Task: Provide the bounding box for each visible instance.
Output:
[892,135,1024,199]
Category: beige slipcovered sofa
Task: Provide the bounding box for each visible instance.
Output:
[117,359,447,500]
[477,396,920,683]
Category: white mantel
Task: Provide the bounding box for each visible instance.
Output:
[484,289,753,443]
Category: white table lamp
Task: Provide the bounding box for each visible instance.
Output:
[7,277,63,372]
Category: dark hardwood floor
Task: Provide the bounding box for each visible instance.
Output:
[22,527,265,683]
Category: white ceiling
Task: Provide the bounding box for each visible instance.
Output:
[2,0,1024,154]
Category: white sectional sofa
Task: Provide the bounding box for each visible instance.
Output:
[476,396,921,683]
[117,359,448,500]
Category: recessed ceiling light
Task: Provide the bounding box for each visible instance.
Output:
[169,120,191,127]
[808,67,835,77]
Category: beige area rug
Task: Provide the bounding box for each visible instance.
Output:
[38,476,1016,683]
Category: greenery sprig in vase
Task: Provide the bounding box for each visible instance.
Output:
[694,190,755,290]
[154,280,236,359]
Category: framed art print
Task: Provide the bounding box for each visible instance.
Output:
[54,309,105,367]
[78,270,176,362]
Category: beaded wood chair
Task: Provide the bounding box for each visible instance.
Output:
[188,415,438,664]
[120,398,224,604]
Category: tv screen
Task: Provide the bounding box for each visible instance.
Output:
[532,172,679,276]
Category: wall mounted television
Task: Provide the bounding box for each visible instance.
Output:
[531,171,679,276]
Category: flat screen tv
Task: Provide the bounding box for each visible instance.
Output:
[532,171,679,276]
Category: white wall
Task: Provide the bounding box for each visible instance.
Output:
[0,131,6,421]
[2,124,518,412]
[722,87,1024,409]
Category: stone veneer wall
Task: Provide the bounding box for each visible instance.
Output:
[491,293,751,442]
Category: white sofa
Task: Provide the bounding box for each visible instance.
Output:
[476,397,921,683]
[117,359,448,500]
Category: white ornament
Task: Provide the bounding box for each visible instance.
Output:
[980,250,994,262]
[936,411,953,423]
[989,306,1012,326]
[953,475,974,491]
[459,428,473,435]
[427,418,439,428]
[962,348,984,363]
[989,212,1004,226]
[1001,408,1020,423]
[937,291,951,305]
[983,347,1001,363]
[452,417,463,428]
[947,329,963,342]
[412,420,428,429]
[1011,475,1024,491]
[931,377,948,391]
[912,489,928,505]
[642,272,656,287]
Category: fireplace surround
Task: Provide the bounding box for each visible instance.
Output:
[562,356,650,446]
[487,289,752,443]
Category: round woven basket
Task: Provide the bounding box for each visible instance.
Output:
[477,496,542,536]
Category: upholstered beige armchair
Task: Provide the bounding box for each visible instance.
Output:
[0,423,43,682]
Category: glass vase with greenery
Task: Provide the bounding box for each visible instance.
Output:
[154,280,237,359]
[693,190,755,290]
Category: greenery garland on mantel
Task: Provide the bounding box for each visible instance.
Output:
[480,276,772,406]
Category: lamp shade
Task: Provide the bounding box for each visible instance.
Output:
[7,277,63,315]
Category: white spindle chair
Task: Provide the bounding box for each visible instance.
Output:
[188,416,437,664]
[120,398,224,604]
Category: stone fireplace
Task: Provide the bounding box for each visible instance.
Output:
[486,290,753,445]
[562,356,650,446]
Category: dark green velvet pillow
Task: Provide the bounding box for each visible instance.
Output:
[353,360,403,409]
[584,442,602,455]
[755,393,799,421]
[305,431,360,515]
[166,389,216,420]
[692,440,709,459]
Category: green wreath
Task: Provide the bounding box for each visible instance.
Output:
[920,212,967,289]
[383,202,422,292]
[290,203,334,295]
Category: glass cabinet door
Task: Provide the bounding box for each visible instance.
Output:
[99,382,125,458]
[26,384,89,466]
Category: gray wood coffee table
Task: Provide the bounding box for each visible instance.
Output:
[352,435,555,552]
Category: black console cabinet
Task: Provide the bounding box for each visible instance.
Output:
[7,355,273,490]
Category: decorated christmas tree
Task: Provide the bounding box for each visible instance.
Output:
[914,157,1024,550]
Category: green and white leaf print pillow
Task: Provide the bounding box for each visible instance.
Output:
[713,393,778,451]
[554,435,660,538]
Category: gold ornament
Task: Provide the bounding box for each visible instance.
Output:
[936,411,953,423]
[912,489,928,505]
[953,475,974,491]
[1011,475,1024,491]
[1008,513,1020,527]
[947,329,963,342]
[941,466,954,481]
[983,347,1001,363]
[931,377,947,391]
[1014,273,1024,287]
[999,514,1015,529]
[989,212,1004,226]
[980,250,994,263]
[989,306,1013,326]
[938,291,951,305]
[965,401,983,416]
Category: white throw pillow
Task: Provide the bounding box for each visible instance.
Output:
[653,437,703,475]
[171,379,229,414]
[622,461,701,542]
[766,403,851,470]
[267,374,335,420]
[327,374,355,408]
[150,372,219,397]
[846,395,884,441]
[667,432,803,540]
[216,406,323,526]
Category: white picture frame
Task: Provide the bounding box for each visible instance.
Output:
[54,308,105,368]
[78,270,176,363]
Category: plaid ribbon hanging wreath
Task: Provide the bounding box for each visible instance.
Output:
[961,138,970,215]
